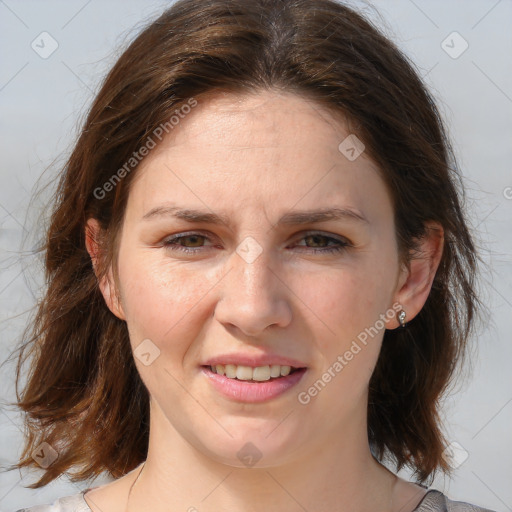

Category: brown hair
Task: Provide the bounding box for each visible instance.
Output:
[4,0,485,488]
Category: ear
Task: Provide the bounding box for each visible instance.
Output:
[387,221,444,329]
[85,218,126,321]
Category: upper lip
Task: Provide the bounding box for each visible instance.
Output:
[203,353,308,368]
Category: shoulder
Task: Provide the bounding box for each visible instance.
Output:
[416,489,497,512]
[13,490,91,512]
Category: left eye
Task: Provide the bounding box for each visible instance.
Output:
[294,233,350,253]
[162,231,350,254]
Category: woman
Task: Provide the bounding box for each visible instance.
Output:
[8,0,495,511]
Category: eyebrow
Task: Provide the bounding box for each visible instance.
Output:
[142,205,369,226]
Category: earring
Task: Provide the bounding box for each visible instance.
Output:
[398,309,407,328]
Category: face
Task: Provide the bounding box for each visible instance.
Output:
[94,90,410,467]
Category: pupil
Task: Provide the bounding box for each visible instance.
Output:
[308,235,325,247]
[185,235,202,247]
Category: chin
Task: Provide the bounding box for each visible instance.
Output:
[192,421,308,469]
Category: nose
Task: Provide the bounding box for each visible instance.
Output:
[214,243,293,337]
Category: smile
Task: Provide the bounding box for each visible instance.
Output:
[209,364,300,381]
[201,365,307,403]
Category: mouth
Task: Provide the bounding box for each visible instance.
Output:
[200,363,307,403]
[203,363,305,382]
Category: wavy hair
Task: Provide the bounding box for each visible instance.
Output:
[5,0,485,488]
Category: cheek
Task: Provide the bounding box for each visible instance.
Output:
[298,266,387,350]
[297,262,395,406]
[117,253,220,350]
[295,270,388,408]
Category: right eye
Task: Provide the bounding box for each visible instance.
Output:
[162,232,215,254]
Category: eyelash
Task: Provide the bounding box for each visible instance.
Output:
[161,231,351,255]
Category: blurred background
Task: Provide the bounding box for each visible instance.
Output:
[0,1,511,511]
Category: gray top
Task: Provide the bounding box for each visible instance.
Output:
[13,488,497,512]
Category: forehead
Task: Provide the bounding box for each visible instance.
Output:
[161,90,351,153]
[127,90,393,228]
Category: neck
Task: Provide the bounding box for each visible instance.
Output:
[126,399,398,512]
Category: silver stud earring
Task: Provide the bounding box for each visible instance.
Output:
[398,310,406,328]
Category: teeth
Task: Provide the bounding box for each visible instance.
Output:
[236,365,254,381]
[280,365,291,376]
[224,364,237,378]
[253,366,271,381]
[270,364,281,378]
[210,364,297,381]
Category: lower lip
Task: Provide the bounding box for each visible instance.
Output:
[201,366,307,403]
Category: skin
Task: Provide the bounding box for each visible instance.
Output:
[85,90,444,512]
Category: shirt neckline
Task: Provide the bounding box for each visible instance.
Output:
[411,489,443,511]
